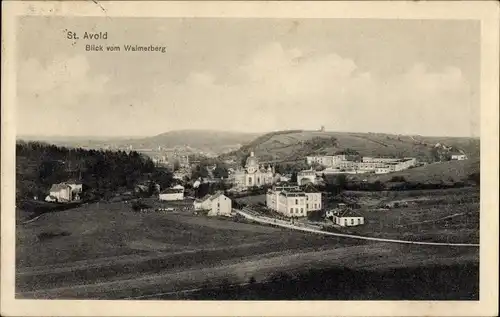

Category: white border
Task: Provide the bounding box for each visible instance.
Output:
[2,1,499,316]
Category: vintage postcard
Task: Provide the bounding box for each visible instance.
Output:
[1,1,499,316]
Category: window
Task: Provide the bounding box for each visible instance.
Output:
[301,208,303,213]
[290,208,293,213]
[314,204,317,208]
[351,219,354,225]
[295,199,298,204]
[344,219,348,226]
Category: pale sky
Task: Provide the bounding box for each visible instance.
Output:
[16,17,480,137]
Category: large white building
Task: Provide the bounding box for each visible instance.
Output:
[266,184,322,218]
[306,155,347,167]
[307,154,417,174]
[193,192,232,216]
[230,152,278,189]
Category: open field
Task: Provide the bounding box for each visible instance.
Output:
[339,205,479,244]
[330,187,480,243]
[350,159,480,185]
[235,187,479,244]
[16,199,478,299]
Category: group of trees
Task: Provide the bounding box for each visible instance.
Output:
[16,141,162,201]
[191,162,229,181]
[193,181,231,198]
[303,137,338,151]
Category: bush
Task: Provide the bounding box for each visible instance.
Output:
[468,172,480,186]
[248,276,257,284]
[37,230,70,241]
[390,176,407,182]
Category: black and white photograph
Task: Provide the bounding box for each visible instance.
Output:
[1,1,498,316]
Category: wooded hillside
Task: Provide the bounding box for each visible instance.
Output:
[16,141,172,201]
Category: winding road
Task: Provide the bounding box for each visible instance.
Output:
[235,209,479,247]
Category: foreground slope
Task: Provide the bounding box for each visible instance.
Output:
[16,201,478,299]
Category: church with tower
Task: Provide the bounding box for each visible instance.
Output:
[230,152,278,189]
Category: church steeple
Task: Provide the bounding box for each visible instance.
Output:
[245,151,259,173]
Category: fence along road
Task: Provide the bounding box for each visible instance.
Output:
[234,209,479,248]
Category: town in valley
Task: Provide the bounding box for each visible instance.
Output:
[16,128,480,300]
[14,16,481,301]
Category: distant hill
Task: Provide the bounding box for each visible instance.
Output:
[128,130,261,154]
[19,130,262,156]
[221,130,480,164]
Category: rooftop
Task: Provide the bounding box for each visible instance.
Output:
[49,183,72,192]
[329,208,363,218]
[280,191,306,197]
[160,188,183,194]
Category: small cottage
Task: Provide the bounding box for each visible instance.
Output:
[193,192,232,217]
[330,209,365,227]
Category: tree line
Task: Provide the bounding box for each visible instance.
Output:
[16,141,173,201]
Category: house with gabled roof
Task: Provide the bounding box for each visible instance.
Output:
[193,191,232,216]
[46,183,72,202]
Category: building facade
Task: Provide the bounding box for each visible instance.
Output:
[297,169,317,185]
[193,192,232,217]
[326,208,364,227]
[306,155,347,168]
[305,192,322,211]
[451,154,468,160]
[266,185,322,218]
[230,152,277,189]
[46,183,72,202]
[46,181,83,203]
